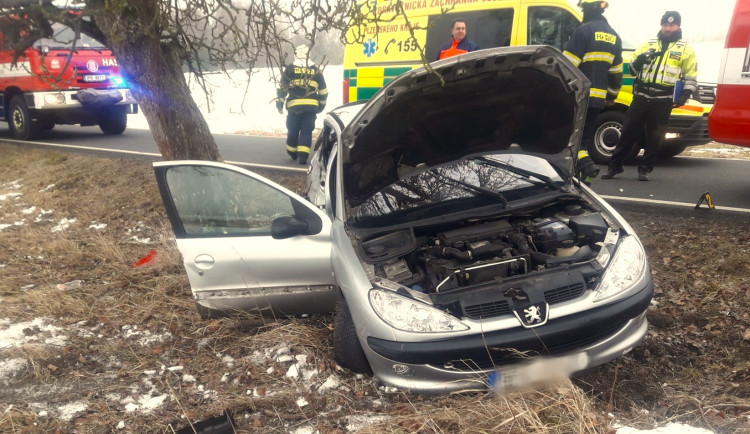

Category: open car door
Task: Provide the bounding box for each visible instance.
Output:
[153,161,338,317]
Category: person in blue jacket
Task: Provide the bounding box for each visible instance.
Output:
[437,19,479,60]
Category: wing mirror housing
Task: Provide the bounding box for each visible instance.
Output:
[271,216,309,239]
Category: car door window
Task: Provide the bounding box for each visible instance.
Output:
[165,165,294,236]
[426,9,514,60]
[528,6,579,51]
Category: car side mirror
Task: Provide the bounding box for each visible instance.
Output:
[271,216,309,239]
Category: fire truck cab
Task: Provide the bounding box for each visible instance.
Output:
[0,21,137,140]
[709,0,750,147]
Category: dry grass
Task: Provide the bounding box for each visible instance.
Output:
[2,142,748,433]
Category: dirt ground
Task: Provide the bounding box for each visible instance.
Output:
[0,143,749,433]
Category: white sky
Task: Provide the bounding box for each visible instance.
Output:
[568,0,734,42]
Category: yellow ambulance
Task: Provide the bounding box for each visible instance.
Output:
[343,0,714,163]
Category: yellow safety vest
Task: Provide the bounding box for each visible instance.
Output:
[631,39,697,98]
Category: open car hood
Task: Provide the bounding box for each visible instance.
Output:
[341,45,591,207]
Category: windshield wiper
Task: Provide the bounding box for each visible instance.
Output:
[431,172,508,207]
[473,156,564,190]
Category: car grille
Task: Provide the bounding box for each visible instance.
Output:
[463,283,585,320]
[439,319,628,371]
[544,282,585,304]
[464,301,512,319]
[697,83,716,104]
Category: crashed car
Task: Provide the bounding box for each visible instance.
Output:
[153,45,653,393]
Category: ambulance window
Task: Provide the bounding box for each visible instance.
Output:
[528,7,579,51]
[425,9,514,60]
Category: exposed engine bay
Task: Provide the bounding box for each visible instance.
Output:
[357,201,615,294]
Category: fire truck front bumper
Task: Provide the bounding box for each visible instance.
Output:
[31,89,137,111]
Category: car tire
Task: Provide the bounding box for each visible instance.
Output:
[98,106,127,135]
[658,142,688,160]
[9,95,38,140]
[589,110,641,165]
[333,301,372,374]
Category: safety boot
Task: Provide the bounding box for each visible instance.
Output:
[638,166,651,181]
[576,151,599,186]
[286,145,298,161]
[600,164,623,179]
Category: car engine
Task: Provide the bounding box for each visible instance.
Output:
[357,202,612,294]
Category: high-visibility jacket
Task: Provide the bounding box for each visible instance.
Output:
[276,61,328,114]
[563,15,623,109]
[437,38,479,60]
[630,38,697,99]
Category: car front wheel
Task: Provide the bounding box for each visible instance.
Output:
[333,301,372,374]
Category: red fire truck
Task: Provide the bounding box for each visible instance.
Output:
[709,0,750,146]
[0,22,137,140]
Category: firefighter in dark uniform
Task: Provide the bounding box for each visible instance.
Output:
[276,44,328,165]
[563,0,623,186]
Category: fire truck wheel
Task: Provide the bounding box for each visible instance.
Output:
[8,95,38,140]
[98,107,127,135]
[39,117,55,131]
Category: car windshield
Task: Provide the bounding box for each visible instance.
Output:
[33,23,105,49]
[350,153,567,227]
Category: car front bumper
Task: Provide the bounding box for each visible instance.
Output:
[362,280,653,393]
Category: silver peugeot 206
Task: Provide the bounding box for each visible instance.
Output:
[153,45,653,394]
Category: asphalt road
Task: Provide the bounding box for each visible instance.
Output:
[3,124,749,213]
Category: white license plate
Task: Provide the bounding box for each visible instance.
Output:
[84,75,106,82]
[488,352,589,393]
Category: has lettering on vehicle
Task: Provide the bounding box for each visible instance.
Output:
[102,58,118,67]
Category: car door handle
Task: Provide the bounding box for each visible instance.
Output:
[194,254,215,270]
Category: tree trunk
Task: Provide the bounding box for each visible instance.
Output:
[88,1,222,161]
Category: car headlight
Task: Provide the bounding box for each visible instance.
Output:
[369,288,469,333]
[594,235,647,302]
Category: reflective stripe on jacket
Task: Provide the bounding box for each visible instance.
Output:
[276,62,328,114]
[630,39,698,99]
[563,16,623,109]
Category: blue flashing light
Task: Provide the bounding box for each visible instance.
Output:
[112,76,126,86]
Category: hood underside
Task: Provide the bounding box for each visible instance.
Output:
[342,45,590,207]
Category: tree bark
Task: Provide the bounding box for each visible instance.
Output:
[87,0,222,161]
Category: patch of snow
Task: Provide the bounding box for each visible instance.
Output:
[615,423,714,433]
[318,375,341,393]
[0,358,28,384]
[56,401,88,421]
[286,364,300,379]
[345,414,390,431]
[0,192,22,201]
[51,217,77,232]
[89,222,107,230]
[0,318,67,349]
